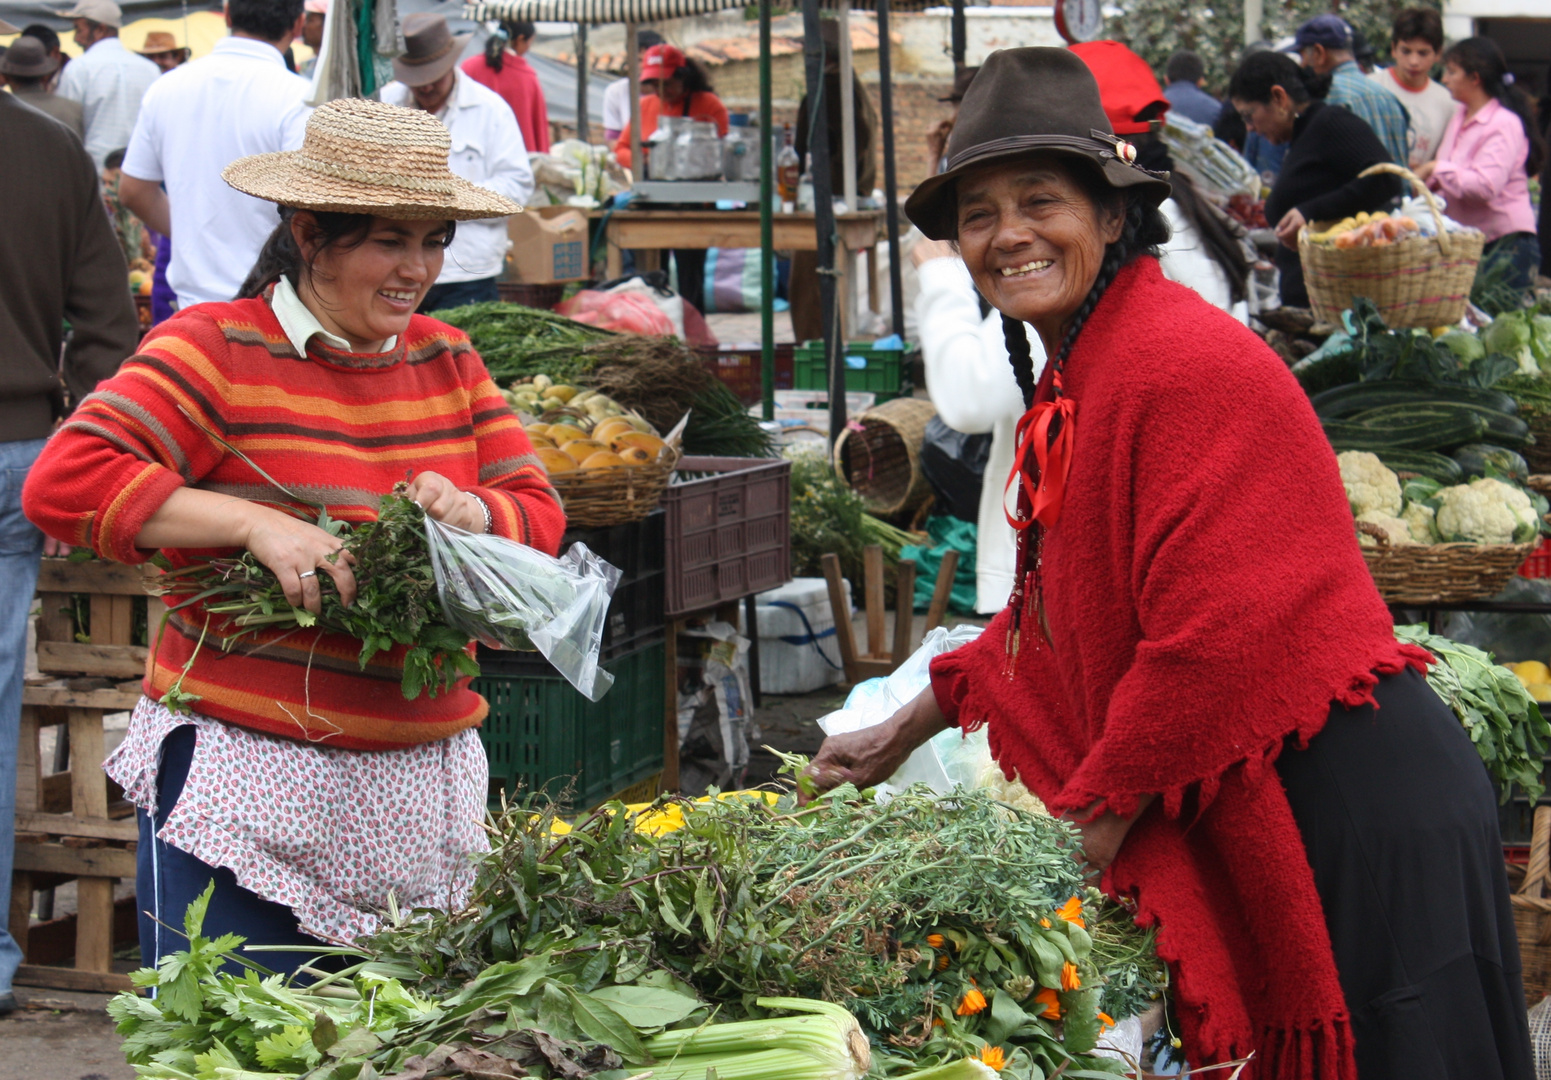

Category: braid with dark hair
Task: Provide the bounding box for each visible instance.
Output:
[1003,314,1037,409]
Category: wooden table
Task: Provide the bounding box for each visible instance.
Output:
[600,208,885,335]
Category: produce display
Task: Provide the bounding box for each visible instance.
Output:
[1305,210,1420,248]
[1338,452,1546,547]
[502,375,671,476]
[787,449,917,582]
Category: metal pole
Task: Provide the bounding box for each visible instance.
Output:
[575,22,589,143]
[627,22,643,183]
[876,0,904,339]
[760,0,775,421]
[1243,0,1263,46]
[802,0,842,449]
[950,0,966,70]
[838,0,858,212]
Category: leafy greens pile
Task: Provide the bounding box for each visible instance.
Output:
[788,449,917,584]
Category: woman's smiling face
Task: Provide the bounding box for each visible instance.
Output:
[294,215,451,350]
[954,155,1123,345]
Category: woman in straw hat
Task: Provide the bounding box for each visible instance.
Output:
[23,98,564,973]
[805,48,1530,1080]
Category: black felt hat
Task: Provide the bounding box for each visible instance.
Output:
[905,47,1171,241]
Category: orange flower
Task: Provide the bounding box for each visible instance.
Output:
[936,954,951,971]
[926,933,946,949]
[1060,961,1082,991]
[1039,918,1052,929]
[956,987,988,1015]
[978,1045,1007,1071]
[1097,1012,1116,1031]
[1033,988,1062,1020]
[933,1017,945,1028]
[1056,896,1086,929]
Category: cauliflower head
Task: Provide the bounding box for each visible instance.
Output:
[1355,510,1414,547]
[1435,477,1539,544]
[1400,501,1439,544]
[1338,451,1402,517]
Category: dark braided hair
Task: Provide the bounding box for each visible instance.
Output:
[999,174,1169,410]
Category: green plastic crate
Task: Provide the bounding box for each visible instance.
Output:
[793,340,911,402]
[474,641,665,809]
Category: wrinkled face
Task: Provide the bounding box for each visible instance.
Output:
[954,155,1123,335]
[295,215,451,349]
[410,69,456,115]
[1391,39,1438,88]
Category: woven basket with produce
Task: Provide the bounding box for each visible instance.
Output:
[1299,163,1484,330]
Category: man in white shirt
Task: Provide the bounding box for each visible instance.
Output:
[54,0,158,169]
[1370,6,1455,167]
[120,0,311,309]
[381,13,533,313]
[600,28,662,141]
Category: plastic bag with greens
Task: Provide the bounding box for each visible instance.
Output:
[424,518,621,701]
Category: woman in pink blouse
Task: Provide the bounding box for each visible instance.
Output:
[1417,37,1546,292]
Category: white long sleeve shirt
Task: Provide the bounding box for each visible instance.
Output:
[383,71,534,284]
[56,36,159,169]
[915,200,1242,614]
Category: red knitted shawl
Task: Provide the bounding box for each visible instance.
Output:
[930,259,1430,1080]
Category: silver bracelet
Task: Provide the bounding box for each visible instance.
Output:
[467,491,493,534]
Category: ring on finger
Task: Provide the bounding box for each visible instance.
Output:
[298,569,318,580]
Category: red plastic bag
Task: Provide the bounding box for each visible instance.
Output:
[556,290,675,336]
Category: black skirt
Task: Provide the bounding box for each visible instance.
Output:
[1277,665,1533,1080]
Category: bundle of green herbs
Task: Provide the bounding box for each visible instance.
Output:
[788,448,917,583]
[151,485,478,704]
[437,302,616,385]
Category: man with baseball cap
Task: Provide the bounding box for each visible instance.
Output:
[0,35,84,137]
[137,30,190,73]
[1292,13,1410,167]
[54,0,158,168]
[381,13,534,312]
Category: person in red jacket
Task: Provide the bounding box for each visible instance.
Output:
[461,18,551,155]
[611,43,728,171]
[22,98,563,977]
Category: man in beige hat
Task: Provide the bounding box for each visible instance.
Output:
[121,0,311,308]
[55,0,159,168]
[1,35,84,137]
[137,30,190,73]
[380,13,532,312]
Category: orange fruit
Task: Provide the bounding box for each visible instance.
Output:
[612,432,666,458]
[558,437,606,456]
[618,446,652,465]
[581,450,626,470]
[535,448,579,474]
[592,418,636,444]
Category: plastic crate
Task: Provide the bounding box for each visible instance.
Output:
[662,456,793,616]
[1521,539,1551,579]
[793,340,912,402]
[697,344,794,407]
[475,640,665,809]
[478,513,665,677]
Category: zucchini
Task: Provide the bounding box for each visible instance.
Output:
[1452,443,1530,483]
[1373,450,1465,484]
[1310,379,1519,420]
[1347,402,1530,449]
[1323,411,1489,452]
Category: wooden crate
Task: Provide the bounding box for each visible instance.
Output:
[13,558,156,993]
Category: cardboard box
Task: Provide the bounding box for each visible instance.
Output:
[505,205,589,284]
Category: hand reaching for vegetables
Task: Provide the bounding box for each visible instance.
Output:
[1274,206,1307,249]
[404,471,487,534]
[1065,796,1154,878]
[800,687,950,804]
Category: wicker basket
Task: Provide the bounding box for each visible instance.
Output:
[1525,418,1551,475]
[1299,163,1485,330]
[549,451,676,528]
[1529,475,1551,500]
[833,397,937,517]
[1356,521,1537,604]
[1513,805,1551,1006]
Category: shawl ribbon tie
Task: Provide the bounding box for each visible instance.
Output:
[1005,395,1077,531]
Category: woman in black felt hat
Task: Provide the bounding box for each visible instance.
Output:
[805,46,1531,1080]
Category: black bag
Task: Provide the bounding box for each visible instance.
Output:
[919,416,990,523]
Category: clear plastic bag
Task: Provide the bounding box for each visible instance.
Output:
[424,518,621,701]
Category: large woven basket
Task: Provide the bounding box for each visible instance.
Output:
[833,397,937,517]
[1513,805,1551,1006]
[1356,521,1537,604]
[549,451,676,528]
[1299,163,1485,329]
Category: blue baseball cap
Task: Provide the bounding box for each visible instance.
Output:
[1293,14,1353,51]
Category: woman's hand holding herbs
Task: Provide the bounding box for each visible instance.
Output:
[242,509,357,615]
[404,471,486,533]
[800,686,950,804]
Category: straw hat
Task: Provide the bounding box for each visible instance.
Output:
[137,30,189,57]
[222,98,521,220]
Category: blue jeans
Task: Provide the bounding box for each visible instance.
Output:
[0,438,46,994]
[419,276,500,314]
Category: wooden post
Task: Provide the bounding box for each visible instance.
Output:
[837,0,857,213]
[627,23,643,184]
[864,544,885,657]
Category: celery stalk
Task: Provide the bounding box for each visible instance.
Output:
[633,997,870,1080]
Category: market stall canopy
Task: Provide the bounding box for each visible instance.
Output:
[465,0,936,21]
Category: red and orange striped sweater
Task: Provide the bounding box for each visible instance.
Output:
[23,298,565,750]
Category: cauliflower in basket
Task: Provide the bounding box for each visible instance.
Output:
[1338,451,1402,517]
[1435,477,1541,545]
[1400,501,1439,544]
[1354,510,1414,547]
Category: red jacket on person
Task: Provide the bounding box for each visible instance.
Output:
[462,52,551,155]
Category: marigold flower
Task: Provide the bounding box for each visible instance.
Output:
[933,1017,945,1028]
[1060,961,1081,991]
[1097,1012,1116,1031]
[955,987,988,1015]
[1056,895,1086,929]
[926,933,946,949]
[978,1045,1007,1070]
[936,953,951,971]
[1038,917,1052,929]
[1033,987,1062,1020]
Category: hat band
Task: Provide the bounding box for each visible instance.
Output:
[293,153,458,196]
[400,37,456,66]
[944,133,1117,174]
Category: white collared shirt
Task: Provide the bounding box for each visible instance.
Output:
[55,36,159,169]
[269,275,397,355]
[122,36,312,309]
[381,70,533,284]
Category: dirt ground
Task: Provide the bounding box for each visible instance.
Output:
[0,987,134,1080]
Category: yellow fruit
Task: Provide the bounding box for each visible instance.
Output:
[557,437,606,457]
[618,446,652,465]
[1530,683,1551,704]
[1516,661,1551,684]
[548,385,578,403]
[535,448,579,473]
[532,374,552,391]
[592,418,635,444]
[527,433,555,450]
[613,432,666,458]
[581,450,626,470]
[524,424,552,440]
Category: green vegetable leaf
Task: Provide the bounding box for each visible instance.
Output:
[564,987,647,1060]
[585,985,702,1030]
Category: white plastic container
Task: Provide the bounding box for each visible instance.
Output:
[755,577,851,694]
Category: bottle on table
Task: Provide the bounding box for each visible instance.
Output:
[776,124,800,212]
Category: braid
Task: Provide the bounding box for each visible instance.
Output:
[1048,197,1157,390]
[1003,314,1037,409]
